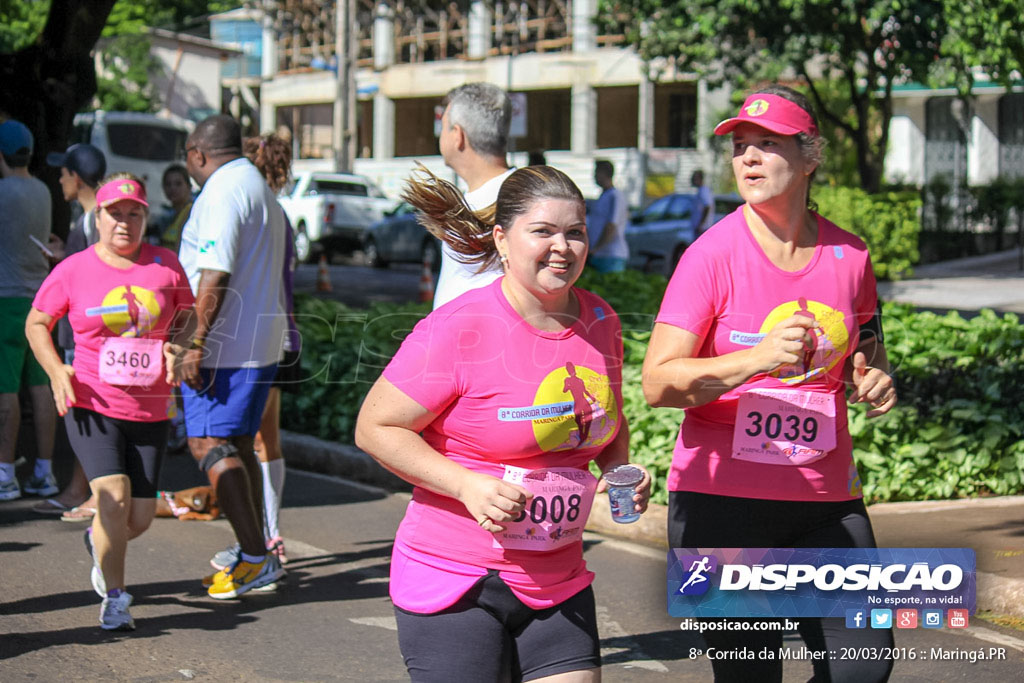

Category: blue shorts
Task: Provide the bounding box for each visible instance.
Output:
[181,365,277,438]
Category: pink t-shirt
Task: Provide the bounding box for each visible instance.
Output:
[655,207,878,502]
[33,244,194,422]
[382,278,624,613]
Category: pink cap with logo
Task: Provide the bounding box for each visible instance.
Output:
[714,93,819,137]
[96,178,149,209]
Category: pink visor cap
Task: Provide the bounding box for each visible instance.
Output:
[714,94,819,137]
[96,178,148,209]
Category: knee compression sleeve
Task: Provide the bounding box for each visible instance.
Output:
[199,444,239,472]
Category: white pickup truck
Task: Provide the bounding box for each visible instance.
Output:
[278,171,395,262]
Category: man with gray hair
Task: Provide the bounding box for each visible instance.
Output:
[433,82,515,308]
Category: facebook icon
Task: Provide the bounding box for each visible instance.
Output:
[845,609,866,629]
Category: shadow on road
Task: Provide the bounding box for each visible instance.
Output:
[0,543,394,661]
[0,541,41,553]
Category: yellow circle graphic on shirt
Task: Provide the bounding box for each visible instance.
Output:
[758,298,848,385]
[530,362,618,452]
[100,285,161,337]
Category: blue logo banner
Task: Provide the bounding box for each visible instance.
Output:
[667,548,976,618]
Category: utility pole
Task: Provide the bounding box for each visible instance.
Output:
[334,0,356,172]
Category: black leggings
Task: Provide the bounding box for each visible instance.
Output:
[394,571,600,682]
[669,491,894,683]
[64,407,170,498]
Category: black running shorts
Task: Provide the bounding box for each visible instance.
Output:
[64,407,170,498]
[394,571,601,682]
[669,491,894,683]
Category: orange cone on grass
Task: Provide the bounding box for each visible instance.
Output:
[418,256,434,303]
[316,254,332,292]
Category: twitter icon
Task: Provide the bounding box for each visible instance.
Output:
[870,609,892,629]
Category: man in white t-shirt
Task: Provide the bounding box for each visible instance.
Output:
[177,115,286,598]
[587,159,629,273]
[432,83,515,308]
[692,170,714,234]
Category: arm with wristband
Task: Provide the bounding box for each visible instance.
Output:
[170,269,228,389]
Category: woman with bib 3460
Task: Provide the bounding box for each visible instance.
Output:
[26,174,194,631]
[356,165,650,682]
[642,85,896,682]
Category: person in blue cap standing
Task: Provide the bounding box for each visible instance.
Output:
[0,119,57,502]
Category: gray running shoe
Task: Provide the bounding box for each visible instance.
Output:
[23,472,59,496]
[0,477,21,501]
[210,542,241,571]
[100,591,135,631]
[84,529,106,597]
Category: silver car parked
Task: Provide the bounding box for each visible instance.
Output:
[625,193,742,275]
[362,202,442,272]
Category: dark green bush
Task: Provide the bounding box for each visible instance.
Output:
[286,279,1024,505]
[282,296,429,442]
[853,305,1024,501]
[814,186,921,280]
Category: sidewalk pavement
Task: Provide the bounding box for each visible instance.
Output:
[879,247,1024,314]
[281,432,1024,620]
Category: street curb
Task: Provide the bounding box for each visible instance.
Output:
[976,571,1024,620]
[281,430,1024,619]
[281,430,411,491]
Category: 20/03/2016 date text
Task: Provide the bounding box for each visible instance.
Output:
[836,647,1006,662]
[685,647,1008,663]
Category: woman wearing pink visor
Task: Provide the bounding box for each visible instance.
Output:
[26,174,195,631]
[643,85,896,681]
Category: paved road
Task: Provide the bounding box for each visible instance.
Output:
[293,260,421,309]
[879,249,1024,315]
[297,248,1024,315]
[3,460,1024,682]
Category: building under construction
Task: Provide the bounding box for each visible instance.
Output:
[255,0,724,201]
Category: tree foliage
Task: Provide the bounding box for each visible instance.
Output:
[941,0,1024,91]
[96,1,236,112]
[0,0,116,234]
[0,1,234,228]
[597,1,1024,193]
[0,0,47,52]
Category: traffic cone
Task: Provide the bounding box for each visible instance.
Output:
[418,256,434,303]
[316,254,332,292]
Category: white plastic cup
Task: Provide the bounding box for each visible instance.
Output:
[604,464,644,524]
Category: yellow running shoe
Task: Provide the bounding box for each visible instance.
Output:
[203,567,279,591]
[207,555,284,599]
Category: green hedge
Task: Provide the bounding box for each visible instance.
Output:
[852,305,1024,501]
[814,187,921,280]
[285,269,1024,506]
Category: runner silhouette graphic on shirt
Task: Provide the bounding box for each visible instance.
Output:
[119,285,153,336]
[122,285,142,334]
[679,557,712,593]
[793,297,818,374]
[562,362,597,445]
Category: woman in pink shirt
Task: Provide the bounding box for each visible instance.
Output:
[356,165,650,682]
[26,174,195,631]
[643,85,897,681]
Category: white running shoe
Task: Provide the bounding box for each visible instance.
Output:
[99,591,135,631]
[23,472,59,497]
[0,477,21,501]
[84,529,106,597]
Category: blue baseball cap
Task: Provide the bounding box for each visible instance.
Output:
[0,119,33,158]
[47,143,107,188]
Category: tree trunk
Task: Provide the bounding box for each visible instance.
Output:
[0,0,117,238]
